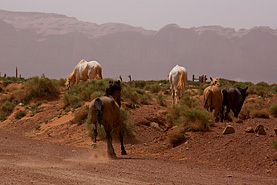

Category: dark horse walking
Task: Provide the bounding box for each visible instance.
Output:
[88,80,127,158]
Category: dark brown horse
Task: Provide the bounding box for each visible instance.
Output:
[88,80,127,158]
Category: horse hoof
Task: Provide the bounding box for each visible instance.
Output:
[91,143,97,148]
[122,151,127,155]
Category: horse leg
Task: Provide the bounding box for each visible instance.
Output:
[214,108,219,122]
[119,131,127,155]
[172,89,175,105]
[92,123,97,143]
[106,129,116,158]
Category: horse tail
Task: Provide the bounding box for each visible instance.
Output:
[177,70,185,90]
[94,98,103,128]
[204,89,213,109]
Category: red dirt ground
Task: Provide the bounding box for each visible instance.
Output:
[0,90,277,184]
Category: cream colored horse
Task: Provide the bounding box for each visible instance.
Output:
[169,65,188,104]
[65,59,102,89]
[203,77,223,122]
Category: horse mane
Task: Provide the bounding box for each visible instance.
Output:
[73,59,86,74]
[105,80,121,106]
[177,70,185,89]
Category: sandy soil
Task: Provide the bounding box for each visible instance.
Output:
[0,92,277,184]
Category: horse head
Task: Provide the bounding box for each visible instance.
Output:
[105,80,122,107]
[65,73,75,90]
[210,77,220,87]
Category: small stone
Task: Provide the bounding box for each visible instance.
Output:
[223,125,235,135]
[245,127,254,133]
[274,128,277,136]
[255,125,266,135]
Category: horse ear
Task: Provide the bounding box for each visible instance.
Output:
[244,86,248,91]
[117,80,121,84]
[210,77,213,81]
[109,81,112,84]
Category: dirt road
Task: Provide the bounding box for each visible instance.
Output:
[0,129,276,185]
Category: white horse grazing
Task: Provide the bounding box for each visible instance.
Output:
[65,59,102,89]
[169,65,188,104]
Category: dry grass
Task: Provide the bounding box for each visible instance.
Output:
[250,109,270,119]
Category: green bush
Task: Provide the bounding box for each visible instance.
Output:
[72,106,89,125]
[63,79,109,109]
[24,77,60,102]
[269,104,277,118]
[0,101,16,121]
[156,93,166,106]
[15,110,27,119]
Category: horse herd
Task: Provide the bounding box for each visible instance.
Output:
[65,60,248,158]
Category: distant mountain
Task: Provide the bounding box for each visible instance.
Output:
[0,9,276,83]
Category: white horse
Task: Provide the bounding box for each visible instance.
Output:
[169,65,188,104]
[65,59,102,89]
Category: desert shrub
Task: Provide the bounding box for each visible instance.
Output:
[72,106,89,125]
[121,83,151,105]
[15,110,27,119]
[23,77,60,102]
[166,97,212,131]
[156,93,166,106]
[256,81,269,87]
[180,96,197,108]
[120,107,135,138]
[145,83,162,93]
[250,109,270,119]
[63,79,110,109]
[127,80,146,89]
[0,101,16,121]
[182,108,212,132]
[233,81,254,88]
[63,93,83,109]
[269,104,277,118]
[168,125,186,147]
[271,86,277,94]
[29,102,43,116]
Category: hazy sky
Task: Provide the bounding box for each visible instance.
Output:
[1,0,277,30]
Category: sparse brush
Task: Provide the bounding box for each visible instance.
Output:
[15,110,27,120]
[180,96,197,108]
[269,104,277,118]
[121,83,151,105]
[72,106,89,125]
[168,125,186,147]
[182,108,212,132]
[250,109,270,119]
[24,76,60,101]
[156,93,166,106]
[0,101,16,121]
[120,107,135,138]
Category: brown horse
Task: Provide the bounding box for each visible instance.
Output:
[203,78,223,122]
[88,80,127,158]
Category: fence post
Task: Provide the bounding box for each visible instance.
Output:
[16,66,18,78]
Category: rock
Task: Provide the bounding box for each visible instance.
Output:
[245,127,255,133]
[274,128,277,136]
[255,124,266,135]
[223,125,235,135]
